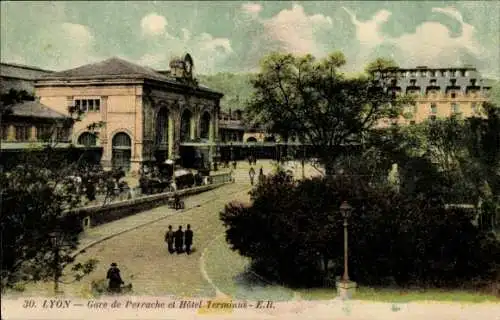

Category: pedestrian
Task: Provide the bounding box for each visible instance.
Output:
[106,262,124,294]
[258,167,265,183]
[248,156,252,166]
[184,224,194,255]
[174,225,184,254]
[173,192,182,210]
[165,225,175,254]
[249,167,256,185]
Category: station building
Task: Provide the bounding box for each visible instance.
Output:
[34,54,223,172]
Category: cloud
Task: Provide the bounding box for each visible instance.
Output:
[136,14,234,74]
[343,8,390,48]
[39,22,101,70]
[344,6,486,69]
[242,2,262,15]
[140,13,167,36]
[246,4,333,57]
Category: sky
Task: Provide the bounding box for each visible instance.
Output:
[1,1,499,78]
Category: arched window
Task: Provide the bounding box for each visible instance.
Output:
[247,137,257,143]
[155,108,168,145]
[112,132,132,171]
[78,132,97,146]
[200,112,210,140]
[180,109,192,142]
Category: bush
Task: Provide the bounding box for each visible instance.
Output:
[220,171,500,288]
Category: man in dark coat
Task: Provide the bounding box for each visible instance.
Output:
[174,226,184,254]
[106,262,124,293]
[249,167,256,185]
[184,224,194,255]
[165,225,175,254]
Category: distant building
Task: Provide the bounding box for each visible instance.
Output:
[1,100,72,151]
[373,66,493,125]
[35,54,223,172]
[1,62,53,94]
[218,108,245,142]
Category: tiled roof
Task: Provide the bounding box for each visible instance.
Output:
[39,57,223,96]
[8,101,67,119]
[41,57,168,81]
[1,62,53,80]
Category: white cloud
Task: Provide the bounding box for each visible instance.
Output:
[136,16,234,74]
[344,6,486,69]
[260,4,333,56]
[242,2,262,15]
[343,8,390,48]
[41,22,100,70]
[140,13,167,36]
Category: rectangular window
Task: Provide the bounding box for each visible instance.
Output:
[57,127,70,142]
[451,92,456,99]
[15,125,30,141]
[410,120,416,125]
[75,98,101,112]
[452,103,460,114]
[37,124,53,141]
[1,125,8,141]
[471,102,478,114]
[430,103,437,114]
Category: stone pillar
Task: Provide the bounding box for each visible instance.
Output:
[7,124,15,141]
[173,106,182,161]
[168,112,174,159]
[190,115,196,140]
[100,96,112,170]
[132,95,144,173]
[209,114,215,169]
[30,126,37,142]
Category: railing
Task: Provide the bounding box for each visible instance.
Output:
[208,172,233,184]
[72,175,234,230]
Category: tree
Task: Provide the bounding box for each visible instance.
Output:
[0,149,98,291]
[246,52,410,175]
[0,101,104,292]
[220,170,500,288]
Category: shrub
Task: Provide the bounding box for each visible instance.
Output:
[220,171,500,288]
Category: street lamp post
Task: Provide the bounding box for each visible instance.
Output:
[336,201,357,299]
[49,230,62,295]
[339,201,353,281]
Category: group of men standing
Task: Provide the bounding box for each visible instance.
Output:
[164,225,194,254]
[248,166,265,185]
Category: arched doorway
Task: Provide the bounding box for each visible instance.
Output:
[78,132,97,146]
[247,137,257,143]
[155,108,168,145]
[180,109,192,142]
[200,111,210,140]
[112,132,132,171]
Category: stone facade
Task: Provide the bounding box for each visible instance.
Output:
[35,54,223,173]
[374,66,493,125]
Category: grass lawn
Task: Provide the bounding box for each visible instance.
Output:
[297,287,499,303]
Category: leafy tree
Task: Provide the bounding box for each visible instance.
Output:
[1,148,98,291]
[0,101,105,292]
[221,171,500,288]
[246,52,411,175]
